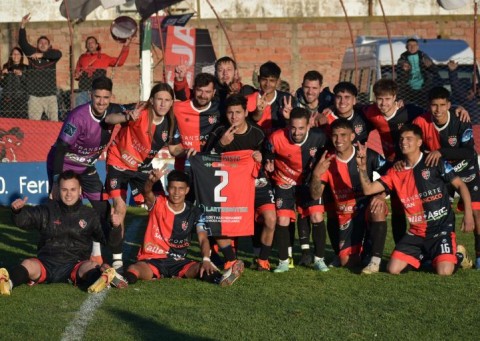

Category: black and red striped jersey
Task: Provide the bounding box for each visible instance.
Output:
[190,150,257,237]
[107,109,179,171]
[377,153,457,238]
[363,104,424,161]
[266,127,327,186]
[413,111,478,179]
[174,99,221,152]
[320,147,387,220]
[137,195,206,261]
[324,109,373,144]
[245,90,293,137]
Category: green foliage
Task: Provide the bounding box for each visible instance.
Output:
[0,206,478,340]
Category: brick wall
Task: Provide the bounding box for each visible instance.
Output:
[0,15,475,101]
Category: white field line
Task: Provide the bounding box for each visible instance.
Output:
[60,217,144,341]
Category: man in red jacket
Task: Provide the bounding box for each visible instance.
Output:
[74,36,132,106]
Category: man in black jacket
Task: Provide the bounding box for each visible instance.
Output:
[0,171,125,296]
[18,13,62,121]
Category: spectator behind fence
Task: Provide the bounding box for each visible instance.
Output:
[0,47,28,119]
[74,36,131,106]
[448,60,480,124]
[397,38,438,108]
[18,13,62,121]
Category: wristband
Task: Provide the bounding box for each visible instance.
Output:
[202,257,211,262]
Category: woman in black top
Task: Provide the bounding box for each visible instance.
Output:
[0,47,28,118]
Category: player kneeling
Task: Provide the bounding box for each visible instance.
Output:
[0,171,125,296]
[123,169,226,285]
[357,124,474,276]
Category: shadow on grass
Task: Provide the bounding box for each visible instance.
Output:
[0,208,39,267]
[107,308,215,341]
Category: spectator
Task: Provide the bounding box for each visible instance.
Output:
[0,47,28,118]
[75,36,132,106]
[448,60,480,124]
[397,38,439,107]
[18,13,62,121]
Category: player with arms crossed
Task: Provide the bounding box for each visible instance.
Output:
[356,124,474,275]
[124,169,224,285]
[310,119,389,273]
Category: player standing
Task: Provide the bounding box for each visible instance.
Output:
[204,94,275,272]
[47,76,132,265]
[311,119,389,273]
[104,82,184,271]
[265,107,328,273]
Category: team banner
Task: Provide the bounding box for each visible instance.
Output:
[162,26,217,87]
[0,118,61,163]
[190,151,257,237]
[164,26,197,87]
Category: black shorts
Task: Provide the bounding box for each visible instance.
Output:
[275,184,323,221]
[337,211,366,258]
[34,257,84,284]
[254,177,275,210]
[455,173,480,210]
[105,165,164,200]
[145,257,197,278]
[391,231,457,269]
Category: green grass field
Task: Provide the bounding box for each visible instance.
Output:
[0,206,478,340]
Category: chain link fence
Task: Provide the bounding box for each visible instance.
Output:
[0,64,140,121]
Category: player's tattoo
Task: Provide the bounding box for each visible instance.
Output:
[310,177,323,199]
[360,169,371,185]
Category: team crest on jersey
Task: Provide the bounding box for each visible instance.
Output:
[448,136,457,146]
[397,123,404,130]
[79,219,87,229]
[63,123,77,137]
[110,178,118,189]
[421,168,430,180]
[208,115,217,125]
[354,125,363,135]
[181,220,189,231]
[276,198,283,209]
[309,147,317,157]
[162,131,168,142]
